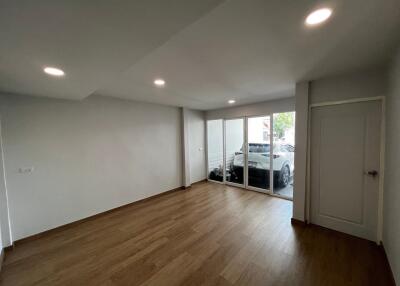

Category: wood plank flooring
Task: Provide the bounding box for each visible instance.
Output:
[0,182,394,286]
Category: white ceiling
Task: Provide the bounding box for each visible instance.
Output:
[0,0,224,100]
[1,0,399,110]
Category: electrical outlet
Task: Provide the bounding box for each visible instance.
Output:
[18,167,34,174]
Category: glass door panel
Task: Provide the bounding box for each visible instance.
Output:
[272,112,295,199]
[207,120,224,182]
[247,116,271,191]
[225,118,244,185]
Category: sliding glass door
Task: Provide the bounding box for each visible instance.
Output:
[224,118,244,186]
[272,112,295,199]
[246,116,271,192]
[206,113,295,200]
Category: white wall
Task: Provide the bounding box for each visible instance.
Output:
[0,123,11,248]
[292,82,309,221]
[384,47,400,285]
[206,97,295,120]
[310,68,387,104]
[181,108,191,187]
[293,68,387,222]
[0,221,2,253]
[0,128,4,251]
[186,109,206,184]
[0,94,183,241]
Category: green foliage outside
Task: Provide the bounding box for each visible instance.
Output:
[274,113,294,139]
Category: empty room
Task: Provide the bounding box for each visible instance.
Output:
[0,1,399,285]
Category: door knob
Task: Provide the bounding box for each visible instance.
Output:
[364,170,378,177]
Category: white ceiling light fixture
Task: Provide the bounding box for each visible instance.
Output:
[305,8,332,26]
[154,78,166,87]
[43,66,65,77]
[228,99,236,104]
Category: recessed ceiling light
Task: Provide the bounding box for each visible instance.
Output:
[305,8,332,26]
[43,66,65,77]
[154,79,165,87]
[228,99,236,104]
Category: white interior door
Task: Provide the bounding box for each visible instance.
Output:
[310,100,381,241]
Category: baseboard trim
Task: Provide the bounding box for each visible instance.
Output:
[192,179,207,185]
[12,185,185,248]
[380,243,397,286]
[184,179,207,190]
[4,245,13,252]
[291,218,307,226]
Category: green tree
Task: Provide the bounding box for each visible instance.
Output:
[274,113,294,139]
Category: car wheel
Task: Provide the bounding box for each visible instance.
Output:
[279,165,290,187]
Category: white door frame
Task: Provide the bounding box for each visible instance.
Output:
[306,96,385,243]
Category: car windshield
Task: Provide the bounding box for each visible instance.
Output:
[248,143,270,153]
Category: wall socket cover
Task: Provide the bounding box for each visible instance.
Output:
[18,167,34,174]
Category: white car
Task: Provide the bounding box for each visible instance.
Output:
[230,143,294,188]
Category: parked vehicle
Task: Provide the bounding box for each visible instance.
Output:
[230,143,294,188]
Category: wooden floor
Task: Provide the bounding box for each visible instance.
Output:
[0,182,393,286]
